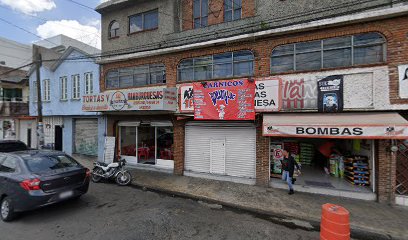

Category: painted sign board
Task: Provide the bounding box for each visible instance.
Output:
[82,87,177,112]
[193,79,255,120]
[263,124,408,139]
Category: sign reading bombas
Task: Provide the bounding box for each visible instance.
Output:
[193,79,255,120]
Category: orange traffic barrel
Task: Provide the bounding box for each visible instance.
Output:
[320,203,350,240]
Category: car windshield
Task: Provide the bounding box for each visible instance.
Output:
[0,142,28,152]
[24,154,80,173]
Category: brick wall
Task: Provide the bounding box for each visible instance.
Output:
[181,0,193,31]
[377,140,397,203]
[173,117,187,175]
[256,114,270,186]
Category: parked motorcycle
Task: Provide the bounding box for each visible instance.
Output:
[91,157,132,186]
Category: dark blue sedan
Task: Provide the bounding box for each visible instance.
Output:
[0,150,90,221]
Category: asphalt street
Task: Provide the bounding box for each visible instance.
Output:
[0,181,320,240]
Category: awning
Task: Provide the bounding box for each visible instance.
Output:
[263,112,408,139]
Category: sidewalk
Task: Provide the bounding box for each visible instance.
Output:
[128,168,408,240]
[72,155,407,240]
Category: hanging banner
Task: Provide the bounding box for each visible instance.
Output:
[179,77,281,113]
[317,75,343,113]
[193,79,255,120]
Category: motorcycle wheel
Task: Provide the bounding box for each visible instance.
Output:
[115,171,132,186]
[91,168,104,183]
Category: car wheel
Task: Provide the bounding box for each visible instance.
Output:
[1,197,16,222]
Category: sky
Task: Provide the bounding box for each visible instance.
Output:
[0,0,108,49]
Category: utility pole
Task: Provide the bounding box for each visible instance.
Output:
[34,45,44,149]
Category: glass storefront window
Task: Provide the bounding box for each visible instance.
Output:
[119,124,174,165]
[156,127,174,160]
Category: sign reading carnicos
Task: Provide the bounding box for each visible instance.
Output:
[82,87,177,112]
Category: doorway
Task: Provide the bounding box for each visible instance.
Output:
[210,138,226,174]
[54,125,63,151]
[27,128,32,148]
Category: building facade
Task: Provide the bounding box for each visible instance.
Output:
[29,44,106,158]
[0,37,33,146]
[92,0,408,205]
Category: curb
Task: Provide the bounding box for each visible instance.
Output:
[129,181,400,240]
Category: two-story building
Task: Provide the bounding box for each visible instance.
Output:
[29,37,106,158]
[91,0,408,205]
[0,37,33,146]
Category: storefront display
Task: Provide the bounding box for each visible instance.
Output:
[269,137,374,194]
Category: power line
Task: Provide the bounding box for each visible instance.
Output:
[0,17,58,46]
[62,0,96,11]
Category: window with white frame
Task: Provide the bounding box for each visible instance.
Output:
[60,76,68,100]
[224,0,242,22]
[72,74,80,99]
[85,72,93,95]
[43,79,50,101]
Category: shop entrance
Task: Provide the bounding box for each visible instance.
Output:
[269,138,375,199]
[118,122,174,168]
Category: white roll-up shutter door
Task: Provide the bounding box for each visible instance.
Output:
[185,122,256,179]
[74,118,98,156]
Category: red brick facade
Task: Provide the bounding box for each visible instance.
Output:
[101,15,408,203]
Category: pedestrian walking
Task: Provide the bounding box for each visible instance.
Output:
[281,149,300,195]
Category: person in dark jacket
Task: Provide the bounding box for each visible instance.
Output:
[281,149,300,195]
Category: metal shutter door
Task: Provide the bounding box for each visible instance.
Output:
[74,118,98,156]
[185,122,256,178]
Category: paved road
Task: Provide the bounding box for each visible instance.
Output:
[0,181,320,240]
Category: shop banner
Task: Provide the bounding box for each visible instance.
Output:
[82,87,177,112]
[398,64,408,98]
[263,124,408,139]
[317,75,343,113]
[179,78,281,113]
[255,77,282,112]
[193,79,255,120]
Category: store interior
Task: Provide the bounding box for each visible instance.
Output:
[270,138,374,193]
[120,125,174,165]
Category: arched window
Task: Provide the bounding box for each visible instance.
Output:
[177,50,254,81]
[105,64,166,89]
[109,21,120,38]
[271,32,386,73]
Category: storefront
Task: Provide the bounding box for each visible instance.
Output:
[82,87,177,169]
[184,121,256,184]
[263,112,408,200]
[118,120,174,168]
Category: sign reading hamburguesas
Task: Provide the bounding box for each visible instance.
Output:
[82,87,177,112]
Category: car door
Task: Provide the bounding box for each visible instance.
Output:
[0,155,19,197]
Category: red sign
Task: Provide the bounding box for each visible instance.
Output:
[193,79,255,120]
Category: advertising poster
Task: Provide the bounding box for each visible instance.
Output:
[398,65,408,98]
[317,75,343,113]
[179,85,194,112]
[193,79,255,120]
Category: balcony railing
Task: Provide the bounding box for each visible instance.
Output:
[0,101,29,116]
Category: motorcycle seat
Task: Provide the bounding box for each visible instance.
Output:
[95,161,108,167]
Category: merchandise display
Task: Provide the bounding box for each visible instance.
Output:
[344,156,370,186]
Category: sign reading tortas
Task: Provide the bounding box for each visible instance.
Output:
[82,87,177,112]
